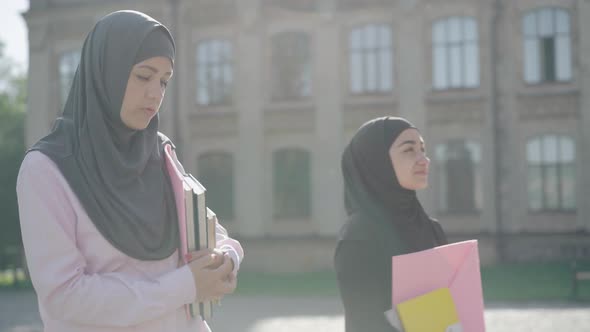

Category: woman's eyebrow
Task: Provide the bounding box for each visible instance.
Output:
[397,139,426,148]
[136,65,172,75]
[397,140,417,147]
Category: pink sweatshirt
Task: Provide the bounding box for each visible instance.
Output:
[16,151,244,332]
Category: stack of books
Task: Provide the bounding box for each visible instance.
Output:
[182,174,216,321]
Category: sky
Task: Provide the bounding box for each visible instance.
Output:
[0,0,29,72]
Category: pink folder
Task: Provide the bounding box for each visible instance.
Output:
[392,240,486,332]
[163,144,192,319]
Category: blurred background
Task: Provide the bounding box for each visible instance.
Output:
[1,0,589,331]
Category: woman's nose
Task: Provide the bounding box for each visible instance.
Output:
[146,82,164,99]
[417,153,430,165]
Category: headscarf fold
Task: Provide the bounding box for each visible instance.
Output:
[28,10,179,260]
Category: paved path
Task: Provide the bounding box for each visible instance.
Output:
[1,290,589,331]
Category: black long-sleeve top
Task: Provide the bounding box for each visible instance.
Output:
[334,219,447,332]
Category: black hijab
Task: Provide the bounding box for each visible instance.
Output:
[28,11,179,260]
[340,117,446,255]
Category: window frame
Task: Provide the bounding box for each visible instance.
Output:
[270,31,313,102]
[522,7,572,85]
[197,151,235,221]
[347,23,394,96]
[195,39,234,107]
[272,148,312,220]
[431,16,480,91]
[58,50,81,110]
[434,139,483,215]
[526,135,576,213]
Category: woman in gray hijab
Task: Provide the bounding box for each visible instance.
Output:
[16,10,243,332]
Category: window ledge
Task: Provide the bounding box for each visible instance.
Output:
[272,217,313,223]
[527,210,577,216]
[193,104,236,115]
[517,83,579,97]
[436,211,482,218]
[342,94,397,107]
[264,100,315,113]
[266,218,315,237]
[425,88,486,103]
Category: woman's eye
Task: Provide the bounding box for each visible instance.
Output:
[404,148,414,153]
[136,75,149,81]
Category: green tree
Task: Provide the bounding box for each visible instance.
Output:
[0,40,27,283]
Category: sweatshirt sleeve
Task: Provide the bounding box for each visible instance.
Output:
[211,212,244,274]
[334,239,400,332]
[16,152,196,327]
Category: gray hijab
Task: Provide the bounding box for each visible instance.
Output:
[28,10,179,260]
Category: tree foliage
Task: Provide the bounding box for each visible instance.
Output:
[0,40,27,273]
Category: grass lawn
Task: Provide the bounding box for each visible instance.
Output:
[234,260,590,302]
[3,261,590,302]
[0,268,31,289]
[235,270,339,297]
[481,261,590,302]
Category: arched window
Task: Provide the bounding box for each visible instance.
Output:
[271,31,312,101]
[272,148,311,219]
[197,152,235,220]
[348,23,393,94]
[196,39,233,106]
[527,135,576,211]
[59,50,80,109]
[432,16,479,89]
[522,7,572,83]
[435,140,482,213]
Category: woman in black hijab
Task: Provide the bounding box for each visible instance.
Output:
[335,116,447,332]
[16,10,242,332]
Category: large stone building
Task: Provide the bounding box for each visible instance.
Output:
[24,0,590,272]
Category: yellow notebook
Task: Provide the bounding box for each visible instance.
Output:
[396,287,459,332]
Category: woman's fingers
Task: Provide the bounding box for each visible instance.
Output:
[221,272,237,294]
[185,248,213,262]
[212,257,233,278]
[191,253,215,270]
[209,260,236,295]
[186,249,225,269]
[188,254,238,302]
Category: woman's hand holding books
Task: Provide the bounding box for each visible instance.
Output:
[186,248,237,302]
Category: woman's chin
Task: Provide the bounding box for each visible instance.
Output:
[413,180,429,191]
[123,121,150,131]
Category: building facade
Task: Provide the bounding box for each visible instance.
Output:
[24,0,590,272]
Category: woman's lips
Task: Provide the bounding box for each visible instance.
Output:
[142,107,156,116]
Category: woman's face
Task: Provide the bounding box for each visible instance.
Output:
[120,56,173,130]
[388,128,430,190]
